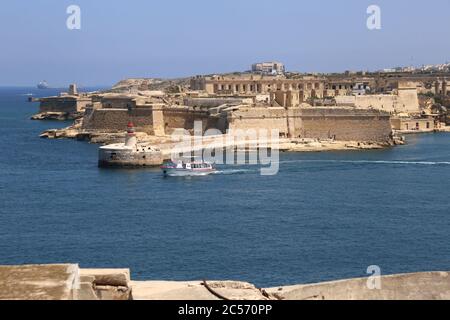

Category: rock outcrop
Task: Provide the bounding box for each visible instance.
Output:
[31,111,84,121]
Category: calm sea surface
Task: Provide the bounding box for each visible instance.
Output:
[0,87,449,287]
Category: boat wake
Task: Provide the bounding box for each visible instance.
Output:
[278,160,450,166]
[213,168,255,175]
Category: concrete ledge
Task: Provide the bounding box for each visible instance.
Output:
[131,281,268,300]
[79,268,130,287]
[0,264,78,300]
[265,272,450,300]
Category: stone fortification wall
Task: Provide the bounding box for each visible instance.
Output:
[335,89,419,114]
[81,105,392,143]
[227,107,392,142]
[296,108,392,142]
[82,106,221,135]
[227,107,289,135]
[82,108,154,133]
[162,108,220,134]
[39,97,91,113]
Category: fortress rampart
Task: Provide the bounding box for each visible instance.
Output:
[228,107,392,142]
[82,108,155,133]
[39,96,91,113]
[81,104,392,143]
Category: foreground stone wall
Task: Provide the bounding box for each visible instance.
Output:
[1,264,449,300]
[266,272,450,300]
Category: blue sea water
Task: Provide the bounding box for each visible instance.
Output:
[0,87,449,287]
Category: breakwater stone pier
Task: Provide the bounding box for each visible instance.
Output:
[98,122,163,167]
[1,264,449,300]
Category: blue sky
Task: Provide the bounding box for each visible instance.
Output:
[0,0,449,86]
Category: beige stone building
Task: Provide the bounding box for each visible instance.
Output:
[390,117,437,132]
[190,75,327,100]
[335,81,420,114]
[251,61,285,75]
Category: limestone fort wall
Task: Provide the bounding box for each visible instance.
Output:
[296,108,392,142]
[39,97,91,113]
[81,105,392,143]
[335,88,419,114]
[82,108,154,133]
[227,107,392,142]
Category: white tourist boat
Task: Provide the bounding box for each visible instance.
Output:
[161,157,216,177]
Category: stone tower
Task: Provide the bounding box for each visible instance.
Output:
[69,84,78,95]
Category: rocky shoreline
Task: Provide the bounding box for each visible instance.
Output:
[31,111,84,121]
[39,121,403,156]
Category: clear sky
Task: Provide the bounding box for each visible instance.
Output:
[1,0,449,86]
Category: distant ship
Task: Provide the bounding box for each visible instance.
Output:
[37,80,49,89]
